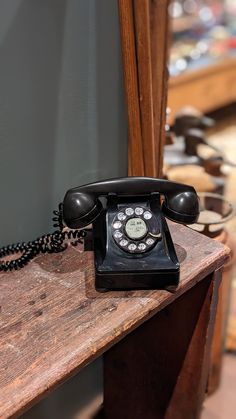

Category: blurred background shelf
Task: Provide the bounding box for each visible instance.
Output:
[168,0,236,124]
[172,15,200,33]
[168,56,236,124]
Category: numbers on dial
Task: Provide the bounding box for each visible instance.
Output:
[113,230,123,239]
[135,207,144,215]
[146,238,155,246]
[125,207,134,216]
[138,243,146,251]
[120,239,128,247]
[143,211,152,220]
[128,243,137,251]
[113,221,122,229]
[117,212,126,221]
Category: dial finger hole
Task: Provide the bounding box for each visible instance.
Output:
[117,212,126,221]
[114,231,122,239]
[146,238,155,245]
[138,243,146,251]
[135,207,144,215]
[120,239,128,247]
[143,211,152,220]
[113,221,122,229]
[128,243,137,251]
[125,207,134,216]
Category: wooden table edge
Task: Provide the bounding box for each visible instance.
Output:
[0,243,230,418]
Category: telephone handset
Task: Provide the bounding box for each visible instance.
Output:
[63,177,199,291]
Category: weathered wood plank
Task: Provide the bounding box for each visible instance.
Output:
[103,271,221,419]
[0,223,229,418]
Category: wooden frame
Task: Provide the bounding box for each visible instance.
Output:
[118,0,170,177]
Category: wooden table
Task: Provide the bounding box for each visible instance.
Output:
[0,223,229,419]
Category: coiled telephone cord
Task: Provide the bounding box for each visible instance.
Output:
[0,203,86,272]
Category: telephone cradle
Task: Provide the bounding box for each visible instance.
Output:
[63,177,199,291]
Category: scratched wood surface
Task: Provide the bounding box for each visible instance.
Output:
[0,223,229,418]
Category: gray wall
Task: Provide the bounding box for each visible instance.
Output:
[0,0,127,417]
[0,0,127,246]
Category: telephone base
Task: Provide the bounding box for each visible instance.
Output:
[93,198,180,292]
[95,270,179,292]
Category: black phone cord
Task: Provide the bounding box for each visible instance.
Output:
[0,203,86,272]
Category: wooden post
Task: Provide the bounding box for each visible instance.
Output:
[118,0,144,176]
[118,0,169,177]
[149,0,170,177]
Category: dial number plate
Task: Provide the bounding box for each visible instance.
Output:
[125,218,147,240]
[112,205,161,254]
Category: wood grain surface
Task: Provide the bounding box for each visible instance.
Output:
[103,272,221,419]
[150,0,170,178]
[133,0,155,177]
[118,0,169,177]
[118,0,144,176]
[0,223,229,418]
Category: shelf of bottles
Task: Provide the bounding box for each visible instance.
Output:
[169,0,236,77]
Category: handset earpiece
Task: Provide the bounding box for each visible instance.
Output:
[162,190,199,224]
[63,190,103,229]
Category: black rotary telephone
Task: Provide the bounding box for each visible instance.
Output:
[63,177,199,290]
[0,177,199,291]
